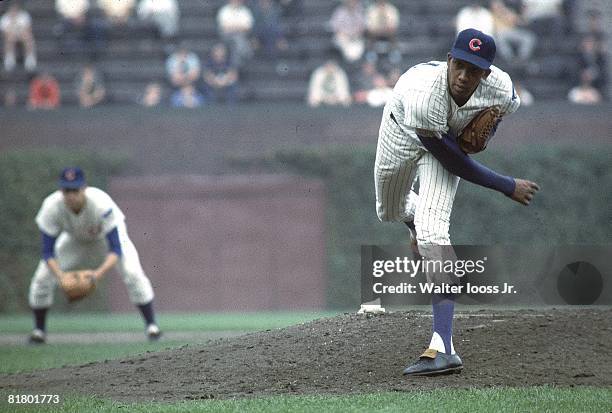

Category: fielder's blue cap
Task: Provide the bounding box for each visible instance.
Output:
[450,28,496,70]
[59,167,86,189]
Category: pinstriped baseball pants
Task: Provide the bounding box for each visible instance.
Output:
[375,112,460,246]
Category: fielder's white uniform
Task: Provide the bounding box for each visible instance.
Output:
[29,187,154,308]
[375,61,519,245]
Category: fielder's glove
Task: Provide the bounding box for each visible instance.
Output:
[457,105,502,154]
[60,270,96,302]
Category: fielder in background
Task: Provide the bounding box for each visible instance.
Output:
[28,167,162,344]
[374,28,539,376]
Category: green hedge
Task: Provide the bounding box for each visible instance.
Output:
[0,149,128,312]
[3,146,609,311]
[230,144,612,309]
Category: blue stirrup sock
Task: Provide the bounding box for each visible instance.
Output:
[431,292,456,354]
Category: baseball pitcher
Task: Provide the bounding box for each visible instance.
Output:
[374,28,539,376]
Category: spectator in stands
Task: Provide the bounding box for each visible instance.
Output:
[490,0,536,64]
[353,61,380,104]
[252,0,288,57]
[352,63,392,107]
[137,0,179,39]
[365,0,399,45]
[521,0,564,35]
[55,0,108,59]
[171,84,205,108]
[217,0,254,67]
[364,73,392,107]
[56,0,90,29]
[1,1,37,72]
[98,0,135,26]
[364,0,400,64]
[330,0,366,63]
[203,43,239,105]
[307,58,351,107]
[577,35,607,98]
[166,45,201,89]
[456,2,494,35]
[140,81,164,107]
[76,64,106,108]
[28,73,61,110]
[568,68,602,105]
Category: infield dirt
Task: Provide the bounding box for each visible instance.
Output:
[1,308,610,402]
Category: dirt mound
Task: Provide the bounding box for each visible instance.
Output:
[1,309,610,402]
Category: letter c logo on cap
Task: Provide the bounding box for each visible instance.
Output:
[469,38,482,51]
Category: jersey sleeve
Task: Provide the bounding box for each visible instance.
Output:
[100,207,121,235]
[35,197,62,237]
[89,188,125,235]
[503,82,520,115]
[489,69,521,116]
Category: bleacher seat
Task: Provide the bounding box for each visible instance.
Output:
[0,0,581,105]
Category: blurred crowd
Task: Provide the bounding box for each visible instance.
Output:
[454,0,607,105]
[310,0,608,108]
[1,0,286,109]
[0,0,608,110]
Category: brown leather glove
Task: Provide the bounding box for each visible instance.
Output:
[457,106,502,154]
[60,270,96,302]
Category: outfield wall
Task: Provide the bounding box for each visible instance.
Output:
[108,175,326,312]
[1,103,610,176]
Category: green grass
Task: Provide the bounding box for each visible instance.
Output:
[1,387,610,413]
[0,341,189,374]
[0,312,338,374]
[0,311,338,334]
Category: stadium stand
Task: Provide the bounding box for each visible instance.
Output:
[0,0,607,106]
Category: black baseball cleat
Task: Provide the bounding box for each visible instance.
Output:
[28,328,46,345]
[403,349,463,376]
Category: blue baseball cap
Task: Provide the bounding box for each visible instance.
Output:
[59,167,86,189]
[450,28,496,70]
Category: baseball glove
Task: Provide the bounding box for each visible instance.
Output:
[457,106,502,154]
[60,270,96,302]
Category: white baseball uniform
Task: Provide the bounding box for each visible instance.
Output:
[28,187,154,308]
[375,61,519,245]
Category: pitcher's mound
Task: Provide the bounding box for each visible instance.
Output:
[1,308,610,401]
